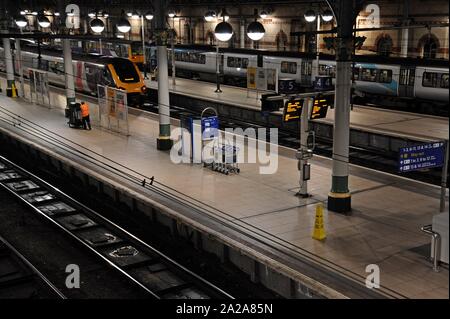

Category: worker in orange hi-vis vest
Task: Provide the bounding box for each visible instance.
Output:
[80,101,92,130]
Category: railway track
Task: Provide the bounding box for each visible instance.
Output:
[0,156,233,299]
[0,234,66,299]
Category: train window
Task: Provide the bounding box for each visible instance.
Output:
[175,52,206,64]
[422,72,438,88]
[399,69,408,85]
[440,74,449,89]
[281,61,297,74]
[227,57,248,69]
[319,64,336,78]
[378,70,392,83]
[110,59,140,83]
[352,67,361,81]
[361,68,378,82]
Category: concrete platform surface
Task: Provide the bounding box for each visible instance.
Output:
[0,79,448,299]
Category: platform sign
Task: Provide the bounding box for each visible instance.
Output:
[399,142,446,173]
[283,99,304,123]
[201,116,219,141]
[247,67,257,89]
[310,95,333,120]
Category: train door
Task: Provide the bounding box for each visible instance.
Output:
[399,67,415,98]
[300,60,312,86]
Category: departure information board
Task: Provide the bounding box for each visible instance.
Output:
[399,142,446,173]
[283,99,304,123]
[310,96,333,120]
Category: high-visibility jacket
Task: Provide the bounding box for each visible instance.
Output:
[80,103,90,117]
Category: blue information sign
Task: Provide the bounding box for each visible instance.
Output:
[201,116,219,141]
[399,142,446,173]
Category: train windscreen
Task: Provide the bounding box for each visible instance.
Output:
[110,59,140,83]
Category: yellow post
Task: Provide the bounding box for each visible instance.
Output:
[312,203,327,241]
[11,83,17,98]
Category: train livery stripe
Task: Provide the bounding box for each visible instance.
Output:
[75,61,84,91]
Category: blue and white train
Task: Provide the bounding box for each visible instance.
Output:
[151,45,449,116]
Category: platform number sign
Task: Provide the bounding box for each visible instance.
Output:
[399,142,445,173]
[310,96,333,120]
[283,99,303,123]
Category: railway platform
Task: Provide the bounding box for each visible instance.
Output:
[145,77,448,142]
[0,79,448,299]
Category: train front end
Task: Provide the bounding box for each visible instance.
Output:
[106,57,147,106]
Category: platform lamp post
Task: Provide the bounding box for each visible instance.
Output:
[214,16,233,93]
[304,9,334,79]
[116,13,132,40]
[1,19,17,98]
[14,15,28,98]
[143,11,154,78]
[247,10,265,49]
[90,15,105,54]
[168,9,176,86]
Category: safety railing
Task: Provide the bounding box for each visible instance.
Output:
[420,224,441,272]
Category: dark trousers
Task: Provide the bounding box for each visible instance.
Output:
[82,115,92,130]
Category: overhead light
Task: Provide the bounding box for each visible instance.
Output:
[54,12,60,17]
[127,12,133,17]
[20,10,26,15]
[102,12,109,18]
[215,21,233,42]
[117,33,125,38]
[116,18,131,33]
[304,9,316,23]
[67,9,74,17]
[247,21,265,41]
[204,10,216,22]
[259,10,268,19]
[38,15,51,28]
[220,8,230,22]
[90,18,105,33]
[168,9,176,18]
[132,11,140,19]
[15,16,28,28]
[88,12,96,18]
[145,11,154,20]
[321,9,334,22]
[31,11,38,16]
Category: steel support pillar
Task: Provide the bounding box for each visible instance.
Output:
[155,0,172,150]
[63,39,76,107]
[2,35,17,97]
[328,1,355,214]
[15,38,25,98]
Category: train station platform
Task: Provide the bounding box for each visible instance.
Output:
[146,77,448,142]
[0,79,448,299]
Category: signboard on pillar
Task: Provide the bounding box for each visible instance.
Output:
[283,99,304,123]
[399,142,446,173]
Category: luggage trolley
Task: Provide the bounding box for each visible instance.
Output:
[212,141,240,175]
[66,102,83,129]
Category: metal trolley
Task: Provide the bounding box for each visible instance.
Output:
[210,141,240,175]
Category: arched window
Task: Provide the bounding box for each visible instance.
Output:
[423,37,438,59]
[377,35,393,56]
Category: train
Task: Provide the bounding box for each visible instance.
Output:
[145,44,449,116]
[0,41,147,106]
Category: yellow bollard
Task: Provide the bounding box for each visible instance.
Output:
[11,83,17,98]
[312,203,327,241]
